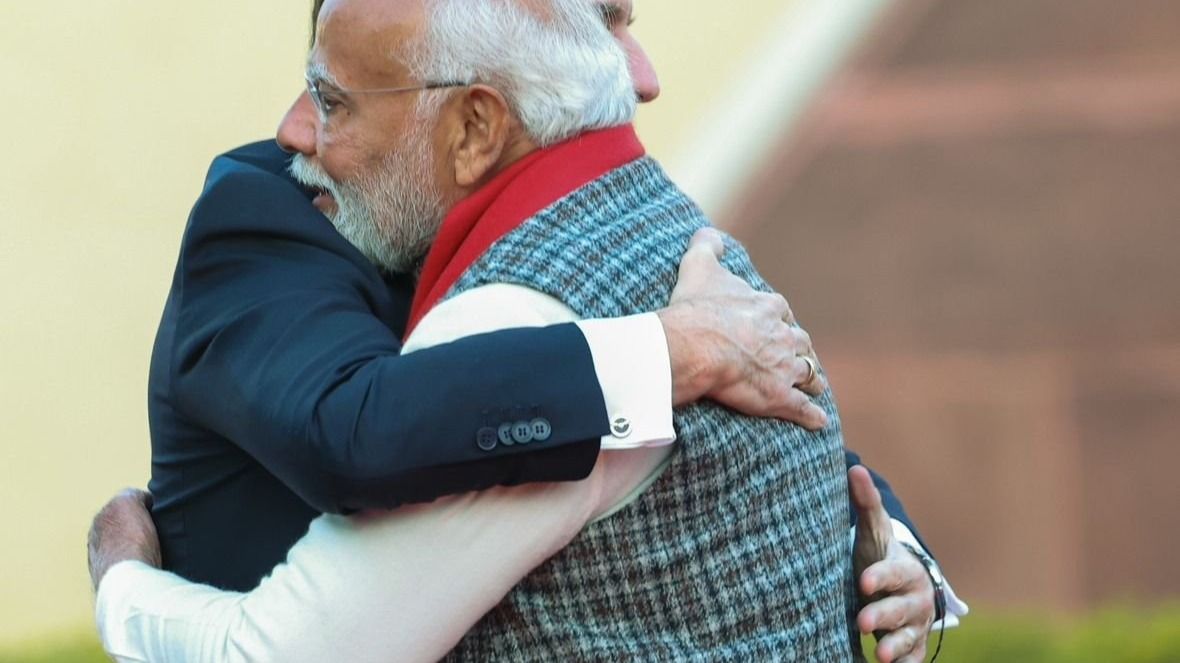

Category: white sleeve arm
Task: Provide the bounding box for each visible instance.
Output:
[96,560,246,663]
[576,313,676,450]
[96,480,601,663]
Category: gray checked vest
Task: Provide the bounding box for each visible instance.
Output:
[443,157,862,662]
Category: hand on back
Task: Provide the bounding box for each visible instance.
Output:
[88,488,161,591]
[660,228,828,430]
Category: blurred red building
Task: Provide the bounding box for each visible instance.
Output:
[726,0,1180,610]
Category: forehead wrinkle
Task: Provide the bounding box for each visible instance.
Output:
[321,0,422,86]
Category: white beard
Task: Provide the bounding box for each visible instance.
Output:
[289,120,447,274]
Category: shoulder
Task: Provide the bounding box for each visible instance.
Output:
[194,141,311,229]
[181,141,362,262]
[168,141,387,305]
[217,139,295,177]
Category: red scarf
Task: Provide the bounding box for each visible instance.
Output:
[406,124,645,336]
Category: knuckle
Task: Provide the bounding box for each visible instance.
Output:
[787,327,806,348]
[796,327,812,346]
[890,628,915,654]
[916,585,934,607]
[773,293,790,314]
[780,294,796,315]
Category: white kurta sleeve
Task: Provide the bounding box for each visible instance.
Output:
[97,560,242,663]
[97,480,604,663]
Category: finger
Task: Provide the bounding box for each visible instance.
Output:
[675,230,732,293]
[113,488,153,513]
[895,649,927,663]
[862,558,916,597]
[793,355,827,397]
[858,595,917,635]
[875,626,920,663]
[748,381,828,430]
[784,327,826,396]
[799,372,827,397]
[774,387,829,430]
[769,293,792,323]
[848,466,889,530]
[791,326,813,357]
[685,227,726,261]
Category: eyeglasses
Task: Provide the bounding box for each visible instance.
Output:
[305,75,469,121]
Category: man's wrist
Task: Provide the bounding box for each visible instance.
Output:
[575,313,676,449]
[90,547,158,592]
[657,304,713,407]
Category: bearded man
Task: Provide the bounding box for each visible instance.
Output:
[90,0,965,661]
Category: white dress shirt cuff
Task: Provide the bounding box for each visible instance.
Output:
[576,313,676,450]
[889,520,970,629]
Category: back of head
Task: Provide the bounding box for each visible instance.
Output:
[407,0,637,146]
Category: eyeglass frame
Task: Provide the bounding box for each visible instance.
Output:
[305,75,470,122]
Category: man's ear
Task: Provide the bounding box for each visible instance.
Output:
[446,84,513,188]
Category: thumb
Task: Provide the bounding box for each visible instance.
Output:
[676,228,726,287]
[687,227,726,259]
[849,465,893,550]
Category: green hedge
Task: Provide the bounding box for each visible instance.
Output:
[4,606,1179,662]
[862,605,1180,663]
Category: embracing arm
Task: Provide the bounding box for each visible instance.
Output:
[173,156,821,512]
[171,158,615,513]
[95,222,829,660]
[95,283,674,663]
[94,476,604,663]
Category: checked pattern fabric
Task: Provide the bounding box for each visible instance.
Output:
[444,157,862,662]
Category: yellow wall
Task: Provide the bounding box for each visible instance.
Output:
[0,0,791,643]
[633,0,794,161]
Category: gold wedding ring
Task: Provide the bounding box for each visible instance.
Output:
[799,355,818,388]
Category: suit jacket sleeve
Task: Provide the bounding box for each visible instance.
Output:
[167,151,609,513]
[843,449,935,558]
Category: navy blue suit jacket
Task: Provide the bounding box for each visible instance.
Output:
[149,140,926,591]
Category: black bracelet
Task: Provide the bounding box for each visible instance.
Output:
[898,541,947,662]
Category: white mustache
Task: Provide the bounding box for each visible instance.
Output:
[288,155,338,196]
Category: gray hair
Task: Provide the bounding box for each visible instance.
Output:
[406,0,637,146]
